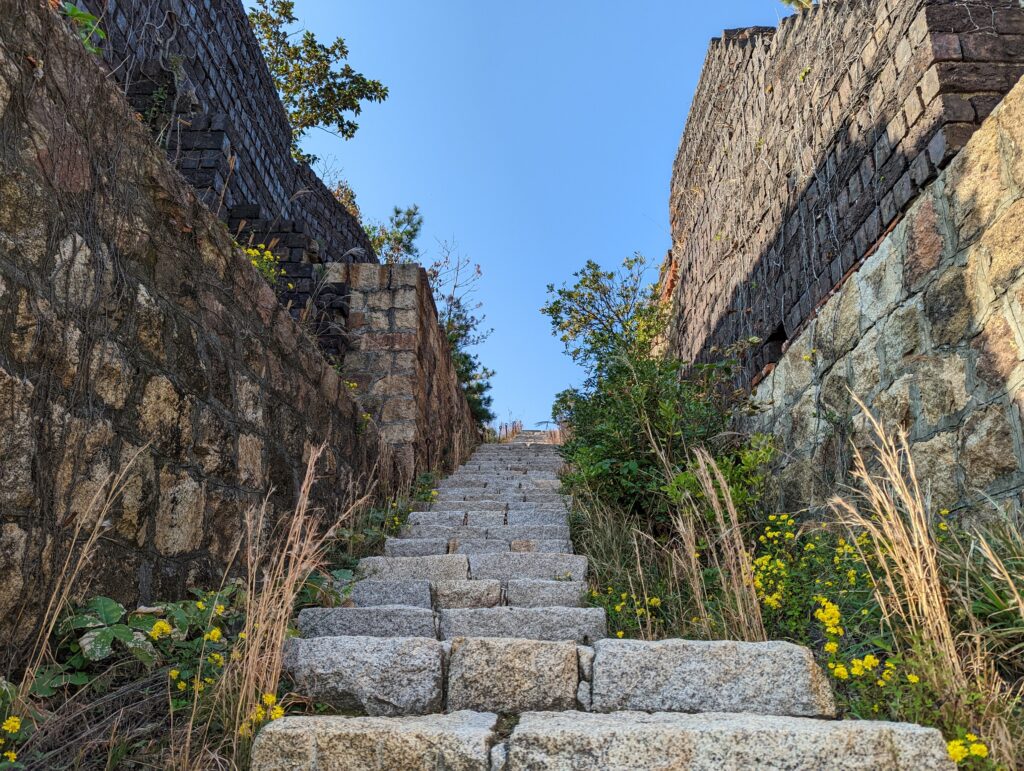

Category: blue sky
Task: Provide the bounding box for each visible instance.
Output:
[262,1,795,428]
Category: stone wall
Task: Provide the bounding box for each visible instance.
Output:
[751,74,1024,514]
[80,0,377,349]
[0,2,472,641]
[333,264,478,486]
[662,0,1024,386]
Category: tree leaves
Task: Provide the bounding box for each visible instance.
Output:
[248,0,388,162]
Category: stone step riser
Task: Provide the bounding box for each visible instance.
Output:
[403,520,573,536]
[346,579,587,610]
[496,712,953,771]
[413,501,569,512]
[282,636,840,719]
[358,553,584,584]
[254,710,951,771]
[298,606,604,643]
[384,538,572,557]
[433,493,568,503]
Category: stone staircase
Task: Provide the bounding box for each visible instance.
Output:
[252,431,952,769]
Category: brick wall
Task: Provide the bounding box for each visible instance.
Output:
[750,74,1024,514]
[0,2,473,643]
[663,0,1024,385]
[82,0,374,264]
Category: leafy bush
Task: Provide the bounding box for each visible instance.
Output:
[545,255,1023,767]
[244,243,287,288]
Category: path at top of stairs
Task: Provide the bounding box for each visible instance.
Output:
[252,431,952,770]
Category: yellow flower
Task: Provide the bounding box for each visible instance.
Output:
[832,664,849,680]
[204,627,223,643]
[238,721,252,738]
[177,680,187,691]
[196,601,206,611]
[262,693,277,706]
[4,750,16,763]
[238,632,247,641]
[616,630,624,638]
[965,734,977,742]
[824,641,838,654]
[947,740,968,763]
[938,522,949,531]
[850,659,865,677]
[169,669,180,680]
[906,673,920,684]
[647,597,661,608]
[215,604,226,615]
[2,716,21,734]
[270,705,285,720]
[862,654,879,670]
[208,652,224,667]
[149,619,173,640]
[968,742,988,758]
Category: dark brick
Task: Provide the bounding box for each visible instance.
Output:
[910,150,934,187]
[961,33,1024,62]
[893,170,916,210]
[928,122,976,167]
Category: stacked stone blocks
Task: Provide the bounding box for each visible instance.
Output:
[665,0,1024,385]
[752,74,1024,513]
[335,262,477,483]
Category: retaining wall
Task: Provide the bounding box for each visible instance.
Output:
[663,0,1024,386]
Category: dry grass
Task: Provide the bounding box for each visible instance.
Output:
[571,449,765,644]
[831,399,1022,766]
[169,444,372,769]
[686,450,765,642]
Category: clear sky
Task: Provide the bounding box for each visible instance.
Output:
[254,1,796,428]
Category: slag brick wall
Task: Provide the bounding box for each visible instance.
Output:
[751,75,1024,515]
[80,0,376,342]
[82,0,374,264]
[663,0,1024,385]
[0,2,473,643]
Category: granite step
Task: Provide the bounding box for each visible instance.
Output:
[360,554,469,581]
[433,579,502,609]
[506,579,587,607]
[438,607,606,643]
[348,579,432,608]
[588,638,836,717]
[345,578,584,609]
[468,552,586,581]
[385,537,573,556]
[252,712,497,771]
[497,711,953,770]
[283,635,444,715]
[298,605,437,638]
[254,710,951,770]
